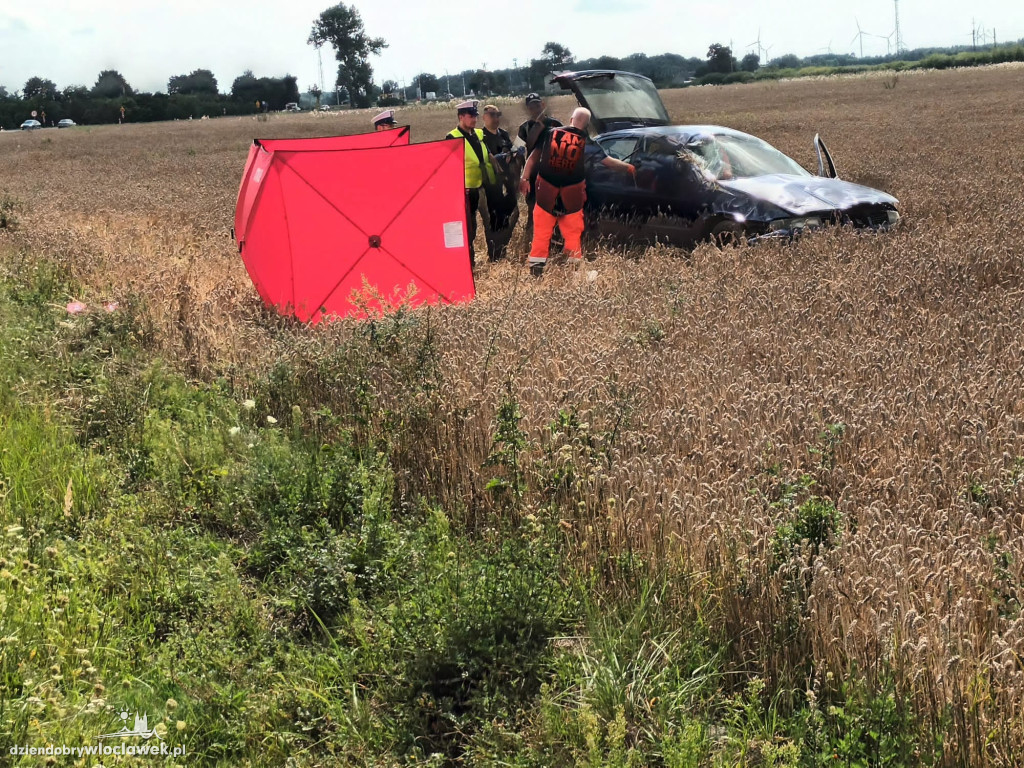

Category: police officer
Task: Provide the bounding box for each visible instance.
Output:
[446,100,499,265]
[480,104,520,260]
[520,107,635,276]
[517,93,562,238]
[373,109,398,131]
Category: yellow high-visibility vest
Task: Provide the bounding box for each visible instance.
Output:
[447,128,497,189]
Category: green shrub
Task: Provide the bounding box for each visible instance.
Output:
[803,674,929,766]
[920,53,955,70]
[697,72,726,86]
[534,578,720,766]
[395,517,574,756]
[772,496,841,563]
[723,71,755,85]
[483,381,528,509]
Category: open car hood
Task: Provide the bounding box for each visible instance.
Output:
[717,175,899,216]
[551,70,671,134]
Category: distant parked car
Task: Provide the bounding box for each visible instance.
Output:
[20,119,42,130]
[319,104,331,112]
[284,103,300,112]
[57,119,76,128]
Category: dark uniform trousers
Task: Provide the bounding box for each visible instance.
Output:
[465,187,494,266]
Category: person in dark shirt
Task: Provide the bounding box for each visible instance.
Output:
[520,107,634,276]
[517,93,562,153]
[481,104,520,260]
[517,93,562,240]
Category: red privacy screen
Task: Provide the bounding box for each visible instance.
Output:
[234,128,410,246]
[234,131,474,322]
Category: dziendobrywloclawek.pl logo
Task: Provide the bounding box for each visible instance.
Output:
[8,708,187,759]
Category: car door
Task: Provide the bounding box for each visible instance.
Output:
[586,134,642,217]
[626,136,682,217]
[638,138,712,222]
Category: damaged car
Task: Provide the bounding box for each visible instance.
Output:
[551,70,900,245]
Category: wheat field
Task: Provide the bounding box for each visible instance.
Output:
[3,64,1024,763]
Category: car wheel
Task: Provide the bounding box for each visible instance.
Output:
[710,220,746,247]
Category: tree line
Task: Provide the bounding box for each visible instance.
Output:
[0,68,301,130]
[396,37,1024,100]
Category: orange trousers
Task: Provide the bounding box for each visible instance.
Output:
[528,206,584,266]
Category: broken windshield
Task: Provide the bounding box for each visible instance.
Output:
[573,73,670,126]
[686,133,810,180]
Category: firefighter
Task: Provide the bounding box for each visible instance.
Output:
[446,100,499,265]
[517,93,562,239]
[519,107,635,276]
[373,109,397,131]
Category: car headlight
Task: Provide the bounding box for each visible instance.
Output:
[886,210,900,226]
[769,217,822,232]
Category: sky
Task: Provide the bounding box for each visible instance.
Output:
[1,0,1022,94]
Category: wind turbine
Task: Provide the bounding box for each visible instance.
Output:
[851,18,868,58]
[868,30,895,56]
[975,22,989,47]
[747,28,769,65]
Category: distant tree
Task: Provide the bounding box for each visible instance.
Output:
[706,44,736,74]
[230,70,299,110]
[23,77,58,101]
[62,85,90,100]
[168,69,218,96]
[541,41,574,70]
[0,85,9,101]
[769,53,801,69]
[231,70,259,99]
[279,75,301,107]
[740,52,761,72]
[592,55,622,70]
[412,72,439,95]
[489,70,510,94]
[466,69,490,95]
[308,3,387,109]
[193,69,219,95]
[92,70,134,99]
[310,83,322,109]
[381,79,398,95]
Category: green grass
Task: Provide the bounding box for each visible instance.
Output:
[0,246,937,766]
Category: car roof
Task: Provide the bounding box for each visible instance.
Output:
[553,69,657,84]
[596,125,762,143]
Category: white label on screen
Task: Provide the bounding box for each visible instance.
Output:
[443,221,465,249]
